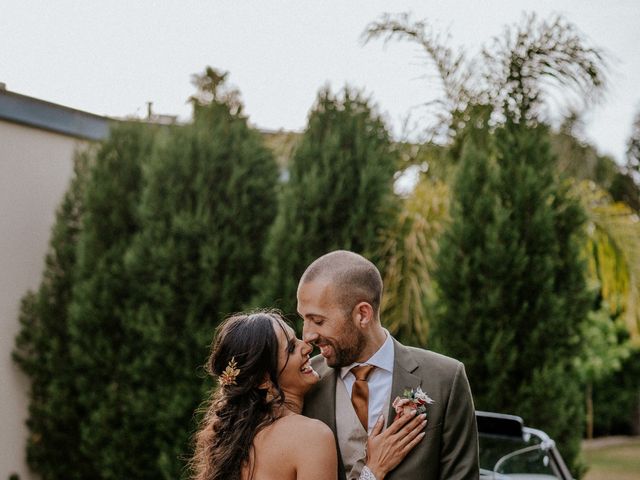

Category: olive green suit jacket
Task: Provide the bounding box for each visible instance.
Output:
[302,338,480,480]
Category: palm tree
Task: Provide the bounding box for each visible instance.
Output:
[577,180,640,343]
[378,179,450,346]
[363,12,606,137]
[365,12,608,347]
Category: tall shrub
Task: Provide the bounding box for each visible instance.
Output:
[366,14,607,475]
[433,119,590,474]
[256,87,397,317]
[67,122,155,479]
[119,68,279,479]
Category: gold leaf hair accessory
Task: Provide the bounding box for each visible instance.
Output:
[219,356,240,387]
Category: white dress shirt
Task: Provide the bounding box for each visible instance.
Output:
[339,329,395,432]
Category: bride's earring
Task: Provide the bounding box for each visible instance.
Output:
[265,388,275,403]
[259,377,276,402]
[266,383,280,403]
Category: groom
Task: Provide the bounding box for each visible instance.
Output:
[300,250,479,479]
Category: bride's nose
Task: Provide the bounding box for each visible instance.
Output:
[301,341,313,356]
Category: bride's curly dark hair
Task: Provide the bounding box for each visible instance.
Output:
[190,311,293,480]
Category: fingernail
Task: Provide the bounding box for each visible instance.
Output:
[422,420,427,427]
[421,413,427,419]
[420,432,426,437]
[411,409,417,415]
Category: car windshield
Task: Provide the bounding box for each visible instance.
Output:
[479,429,564,479]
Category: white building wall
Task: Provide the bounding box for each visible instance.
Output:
[0,119,85,480]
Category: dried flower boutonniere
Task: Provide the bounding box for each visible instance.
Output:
[392,386,435,418]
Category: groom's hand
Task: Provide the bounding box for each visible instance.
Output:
[365,411,427,479]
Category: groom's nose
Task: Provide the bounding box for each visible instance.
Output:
[302,327,318,344]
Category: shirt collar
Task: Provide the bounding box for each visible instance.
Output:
[340,329,395,379]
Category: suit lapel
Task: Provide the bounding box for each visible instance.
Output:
[387,338,421,423]
[310,362,347,479]
[316,364,338,434]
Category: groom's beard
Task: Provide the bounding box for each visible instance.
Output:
[326,320,367,368]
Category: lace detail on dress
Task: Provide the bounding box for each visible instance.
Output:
[359,466,377,480]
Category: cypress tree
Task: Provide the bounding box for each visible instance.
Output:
[119,68,279,479]
[256,87,397,317]
[13,152,96,480]
[66,122,155,479]
[366,12,607,477]
[433,118,590,474]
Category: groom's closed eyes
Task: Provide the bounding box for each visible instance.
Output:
[300,314,326,326]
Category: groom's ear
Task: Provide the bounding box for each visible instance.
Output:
[353,301,374,328]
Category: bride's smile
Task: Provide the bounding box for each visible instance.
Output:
[273,319,320,401]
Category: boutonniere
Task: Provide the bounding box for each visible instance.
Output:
[392,386,435,417]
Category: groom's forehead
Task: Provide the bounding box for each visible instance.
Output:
[297,279,336,303]
[298,282,349,319]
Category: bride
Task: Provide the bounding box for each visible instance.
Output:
[190,311,426,480]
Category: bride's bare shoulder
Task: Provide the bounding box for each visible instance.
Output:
[251,415,337,480]
[277,415,338,478]
[274,414,334,445]
[276,414,332,433]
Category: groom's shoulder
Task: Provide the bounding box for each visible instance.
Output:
[399,341,464,376]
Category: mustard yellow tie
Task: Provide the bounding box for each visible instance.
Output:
[350,365,376,431]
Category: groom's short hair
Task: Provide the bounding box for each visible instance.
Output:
[300,250,383,316]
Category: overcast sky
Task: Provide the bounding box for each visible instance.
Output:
[2,0,638,163]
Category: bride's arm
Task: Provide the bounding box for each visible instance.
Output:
[362,411,426,480]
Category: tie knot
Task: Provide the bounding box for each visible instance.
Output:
[351,364,375,381]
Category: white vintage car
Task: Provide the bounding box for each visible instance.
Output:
[477,411,574,480]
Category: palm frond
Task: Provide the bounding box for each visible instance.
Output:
[576,181,640,343]
[378,180,450,345]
